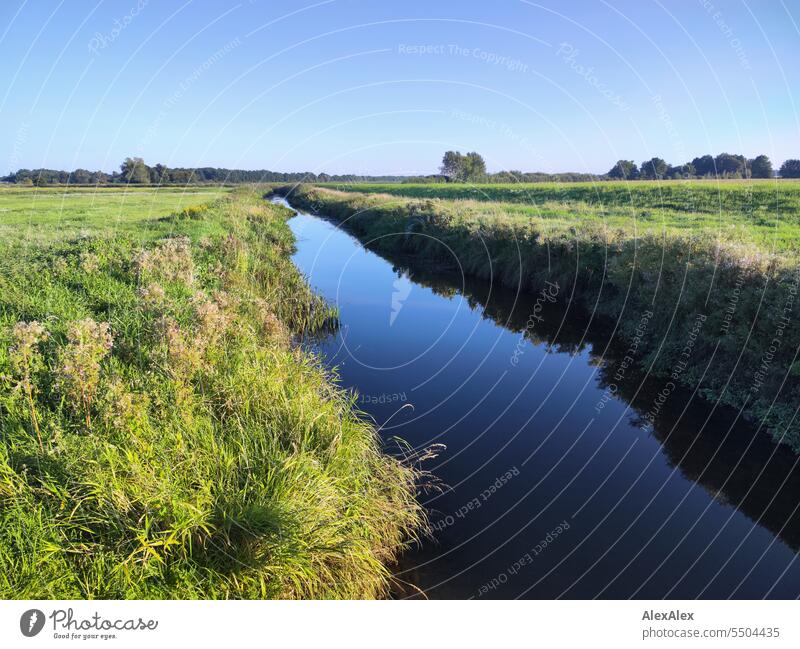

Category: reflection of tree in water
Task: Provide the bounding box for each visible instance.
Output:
[371,241,800,554]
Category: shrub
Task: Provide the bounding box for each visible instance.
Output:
[135,236,195,285]
[8,321,49,450]
[54,318,113,427]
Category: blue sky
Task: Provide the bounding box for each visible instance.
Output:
[1,0,798,175]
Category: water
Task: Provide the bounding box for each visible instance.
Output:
[282,199,800,599]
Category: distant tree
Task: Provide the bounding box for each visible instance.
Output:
[167,168,192,184]
[120,157,150,184]
[780,159,800,178]
[150,163,168,184]
[691,155,715,177]
[714,153,746,177]
[462,152,486,181]
[440,151,462,181]
[439,151,486,182]
[668,162,695,179]
[491,170,522,183]
[748,155,772,179]
[640,157,668,180]
[607,160,639,180]
[71,169,91,184]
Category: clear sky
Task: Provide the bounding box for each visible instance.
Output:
[2,0,799,175]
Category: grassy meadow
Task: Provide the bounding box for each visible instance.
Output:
[323,179,800,254]
[278,183,800,453]
[0,185,424,598]
[0,185,226,245]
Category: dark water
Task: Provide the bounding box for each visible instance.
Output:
[283,199,800,599]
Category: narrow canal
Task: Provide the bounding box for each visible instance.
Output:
[281,197,800,599]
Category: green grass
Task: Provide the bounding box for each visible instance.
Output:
[322,180,800,254]
[0,185,227,246]
[0,186,424,598]
[278,184,800,454]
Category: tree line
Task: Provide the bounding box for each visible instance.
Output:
[608,154,800,180]
[4,153,800,186]
[420,150,597,184]
[1,157,406,186]
[426,151,800,184]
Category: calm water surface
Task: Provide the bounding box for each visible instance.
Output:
[283,199,800,599]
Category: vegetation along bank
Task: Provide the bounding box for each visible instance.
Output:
[276,183,800,454]
[0,186,424,598]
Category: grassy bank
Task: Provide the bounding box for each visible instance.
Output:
[0,186,424,598]
[323,180,800,253]
[324,179,800,215]
[277,184,800,454]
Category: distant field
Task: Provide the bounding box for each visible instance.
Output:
[322,180,800,254]
[0,186,228,245]
[321,179,800,214]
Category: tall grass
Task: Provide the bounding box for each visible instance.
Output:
[276,184,800,454]
[0,187,424,598]
[324,178,800,214]
[323,180,800,253]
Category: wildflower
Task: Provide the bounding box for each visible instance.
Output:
[52,257,68,275]
[137,282,166,311]
[99,378,138,431]
[254,300,287,341]
[55,318,113,429]
[80,251,100,273]
[207,261,228,286]
[221,234,243,259]
[177,205,207,220]
[211,290,239,312]
[261,311,284,337]
[192,291,234,345]
[155,315,204,378]
[135,236,194,285]
[9,321,49,450]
